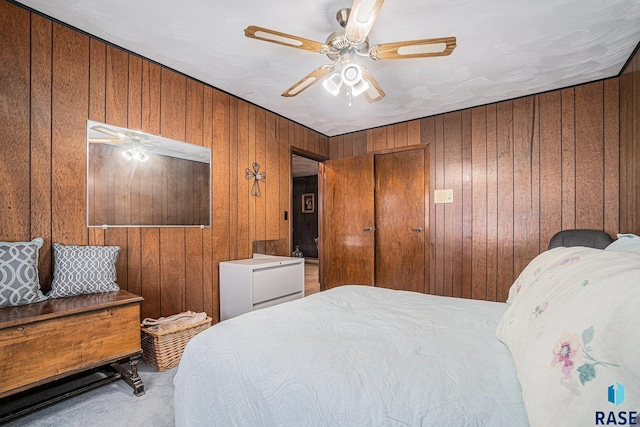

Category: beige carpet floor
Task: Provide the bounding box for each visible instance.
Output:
[4,361,176,427]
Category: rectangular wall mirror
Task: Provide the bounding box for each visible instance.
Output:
[87,120,211,227]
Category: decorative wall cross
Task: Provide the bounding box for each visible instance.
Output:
[245,162,266,197]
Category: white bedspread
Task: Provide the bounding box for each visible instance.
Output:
[174,286,529,426]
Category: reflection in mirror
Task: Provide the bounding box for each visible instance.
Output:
[87,120,211,227]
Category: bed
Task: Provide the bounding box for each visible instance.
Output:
[174,235,640,427]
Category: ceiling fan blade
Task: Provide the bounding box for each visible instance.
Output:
[90,125,128,139]
[244,25,328,53]
[282,65,334,97]
[361,67,385,103]
[345,0,385,44]
[370,36,456,60]
[88,137,123,144]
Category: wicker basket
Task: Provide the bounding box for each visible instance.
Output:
[140,316,212,371]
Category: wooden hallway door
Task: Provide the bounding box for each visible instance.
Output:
[322,155,375,289]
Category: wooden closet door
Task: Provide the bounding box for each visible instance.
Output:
[375,149,426,292]
[323,156,375,289]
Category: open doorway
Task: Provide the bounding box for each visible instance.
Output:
[291,153,321,295]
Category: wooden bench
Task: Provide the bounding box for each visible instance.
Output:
[0,290,144,420]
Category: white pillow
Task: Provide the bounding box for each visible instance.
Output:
[497,247,640,427]
[605,233,640,254]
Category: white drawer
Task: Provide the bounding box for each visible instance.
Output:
[252,264,302,304]
[253,291,303,311]
[219,256,304,320]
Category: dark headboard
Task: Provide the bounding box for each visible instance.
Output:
[547,229,613,250]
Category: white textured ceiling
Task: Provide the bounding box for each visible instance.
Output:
[16,0,640,137]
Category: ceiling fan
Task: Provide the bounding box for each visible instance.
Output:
[88,122,211,164]
[88,126,152,162]
[244,0,456,104]
[87,124,174,163]
[88,125,150,145]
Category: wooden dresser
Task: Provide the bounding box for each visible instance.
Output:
[0,290,144,401]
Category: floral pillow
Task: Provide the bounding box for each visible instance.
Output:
[505,246,579,304]
[497,247,640,427]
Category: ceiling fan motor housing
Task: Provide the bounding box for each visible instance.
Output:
[325,30,368,61]
[325,8,370,61]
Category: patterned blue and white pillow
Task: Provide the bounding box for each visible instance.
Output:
[0,238,48,308]
[48,243,120,298]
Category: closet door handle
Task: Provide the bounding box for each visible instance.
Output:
[412,227,423,233]
[363,227,375,232]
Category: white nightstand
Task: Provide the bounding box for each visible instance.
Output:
[219,254,305,320]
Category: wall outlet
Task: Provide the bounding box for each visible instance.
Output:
[434,189,454,204]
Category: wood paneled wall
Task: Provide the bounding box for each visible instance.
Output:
[0,1,329,321]
[329,80,621,302]
[620,47,640,235]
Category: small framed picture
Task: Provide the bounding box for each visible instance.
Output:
[302,193,315,213]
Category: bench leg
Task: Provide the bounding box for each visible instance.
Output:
[110,354,145,396]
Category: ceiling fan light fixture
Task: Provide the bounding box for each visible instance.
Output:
[323,72,343,96]
[341,63,363,86]
[351,79,370,97]
[122,148,149,163]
